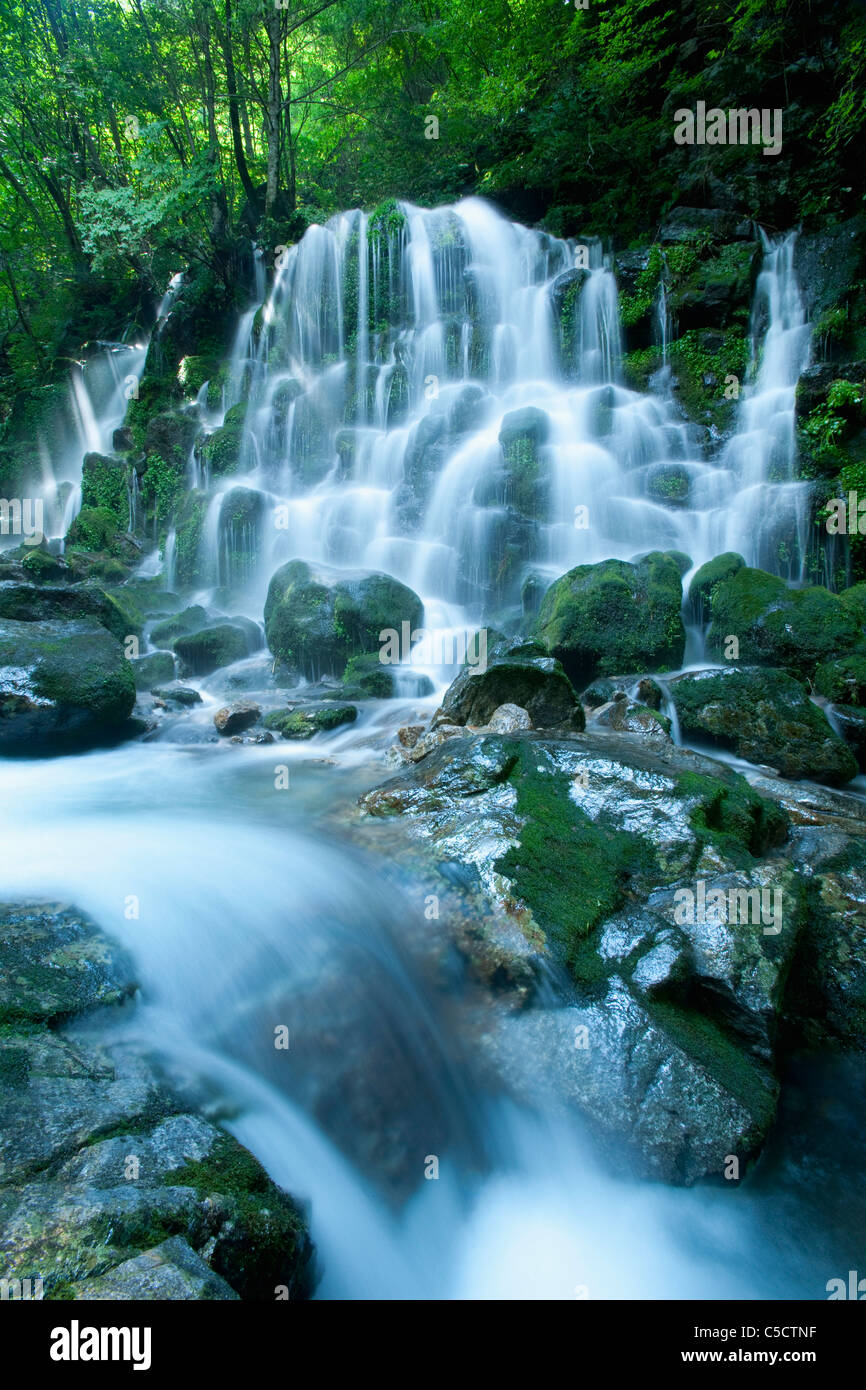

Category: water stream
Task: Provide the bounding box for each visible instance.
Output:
[2,204,860,1299]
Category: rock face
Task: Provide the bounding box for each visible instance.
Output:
[440,637,583,730]
[705,567,864,679]
[0,580,141,643]
[264,559,423,680]
[361,728,802,1182]
[0,902,313,1300]
[534,552,686,685]
[0,618,136,750]
[670,667,858,786]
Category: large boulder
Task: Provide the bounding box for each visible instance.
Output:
[670,667,858,786]
[534,552,686,685]
[706,568,864,678]
[687,552,745,615]
[440,637,583,731]
[173,621,259,677]
[0,581,142,642]
[264,560,423,680]
[0,618,136,750]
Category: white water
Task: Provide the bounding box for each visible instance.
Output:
[0,738,829,1298]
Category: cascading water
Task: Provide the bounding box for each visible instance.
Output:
[182,202,810,675]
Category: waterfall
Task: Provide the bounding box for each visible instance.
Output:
[179,203,812,658]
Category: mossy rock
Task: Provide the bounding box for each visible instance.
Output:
[173,623,256,677]
[707,567,864,678]
[263,704,358,738]
[20,548,69,584]
[534,552,686,685]
[199,421,246,479]
[65,507,128,559]
[342,652,397,698]
[688,552,745,613]
[495,407,551,520]
[441,642,583,731]
[0,581,142,642]
[0,617,136,750]
[670,666,857,785]
[173,491,209,590]
[131,650,176,690]
[646,465,691,507]
[144,411,199,470]
[177,355,221,396]
[814,655,866,707]
[668,241,760,330]
[840,582,866,628]
[81,453,130,529]
[264,559,423,680]
[151,606,209,646]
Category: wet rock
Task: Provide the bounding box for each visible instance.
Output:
[214,701,261,735]
[483,976,776,1184]
[263,703,357,739]
[264,559,423,680]
[131,650,175,690]
[814,655,866,707]
[151,685,202,707]
[488,703,532,733]
[593,699,672,746]
[397,724,424,749]
[440,637,583,731]
[832,704,866,770]
[70,1237,239,1301]
[534,552,685,686]
[687,552,745,616]
[670,666,858,786]
[0,902,314,1299]
[706,567,864,679]
[0,580,142,642]
[151,605,209,646]
[173,622,258,677]
[0,618,136,750]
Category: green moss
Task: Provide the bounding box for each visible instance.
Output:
[263,704,357,738]
[668,328,748,428]
[495,746,652,974]
[81,453,129,529]
[707,567,864,677]
[675,768,788,865]
[814,654,866,706]
[141,452,183,535]
[66,507,123,556]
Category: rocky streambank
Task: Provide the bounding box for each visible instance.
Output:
[0,903,314,1300]
[358,639,866,1188]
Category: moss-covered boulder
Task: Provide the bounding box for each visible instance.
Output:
[263,704,358,739]
[342,652,398,698]
[131,650,176,690]
[144,411,199,470]
[0,618,136,750]
[264,560,423,680]
[19,548,70,584]
[534,552,686,685]
[840,582,866,628]
[668,241,760,330]
[81,453,129,529]
[200,417,246,480]
[440,637,583,730]
[688,552,745,613]
[173,491,209,590]
[671,667,858,785]
[706,567,864,678]
[173,622,257,677]
[151,605,209,646]
[65,507,132,561]
[0,581,142,642]
[814,655,866,706]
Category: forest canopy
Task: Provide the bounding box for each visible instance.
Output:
[0,0,864,408]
